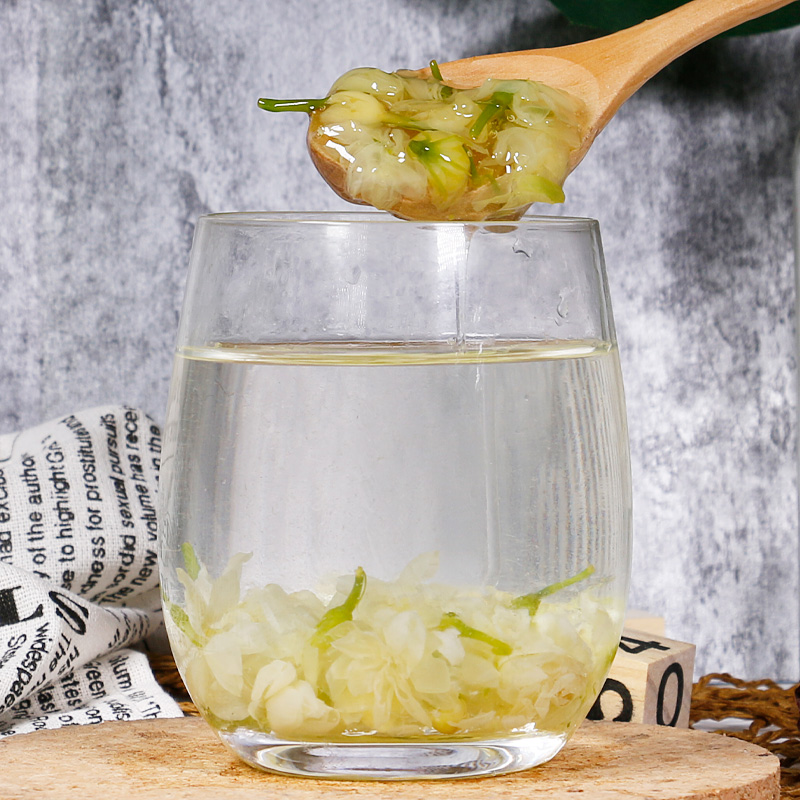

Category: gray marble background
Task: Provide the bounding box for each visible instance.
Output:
[1,0,799,679]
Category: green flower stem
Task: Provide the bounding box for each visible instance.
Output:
[438,611,512,656]
[311,567,367,647]
[512,565,596,616]
[258,97,329,113]
[383,113,434,132]
[469,90,514,138]
[429,60,454,100]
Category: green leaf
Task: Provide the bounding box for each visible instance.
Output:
[548,0,800,36]
[167,601,203,647]
[517,175,566,204]
[181,542,201,580]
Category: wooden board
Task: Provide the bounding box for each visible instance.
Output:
[0,717,779,799]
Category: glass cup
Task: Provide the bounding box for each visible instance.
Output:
[158,212,632,780]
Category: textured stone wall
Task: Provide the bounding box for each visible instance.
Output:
[1,0,798,679]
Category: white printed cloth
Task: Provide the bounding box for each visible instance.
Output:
[0,406,183,737]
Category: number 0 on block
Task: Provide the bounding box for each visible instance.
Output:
[588,628,696,727]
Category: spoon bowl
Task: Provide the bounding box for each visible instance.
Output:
[305,0,796,218]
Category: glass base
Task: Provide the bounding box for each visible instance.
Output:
[218,729,567,780]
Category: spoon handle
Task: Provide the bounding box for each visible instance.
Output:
[570,0,797,127]
[421,0,795,171]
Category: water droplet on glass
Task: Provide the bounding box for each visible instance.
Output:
[512,239,531,258]
[556,293,568,320]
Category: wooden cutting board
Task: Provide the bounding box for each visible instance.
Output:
[0,717,780,799]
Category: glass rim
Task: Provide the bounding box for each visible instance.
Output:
[196,210,600,231]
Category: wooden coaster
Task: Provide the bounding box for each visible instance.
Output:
[0,718,779,799]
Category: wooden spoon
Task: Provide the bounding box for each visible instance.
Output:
[416,0,798,173]
[305,0,795,219]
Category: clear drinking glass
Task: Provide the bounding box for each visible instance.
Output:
[158,212,632,780]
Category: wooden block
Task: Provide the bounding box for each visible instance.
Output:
[624,608,665,635]
[587,627,696,727]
